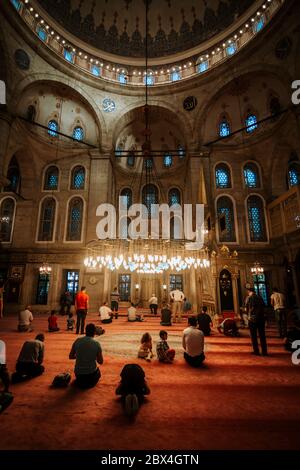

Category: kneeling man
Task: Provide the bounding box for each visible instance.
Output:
[182,316,205,367]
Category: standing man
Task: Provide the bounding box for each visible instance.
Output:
[69,323,103,389]
[110,286,120,319]
[148,293,158,315]
[247,287,268,356]
[170,288,184,323]
[270,287,287,338]
[182,317,205,367]
[75,286,89,335]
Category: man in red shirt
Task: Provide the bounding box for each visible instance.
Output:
[75,286,89,335]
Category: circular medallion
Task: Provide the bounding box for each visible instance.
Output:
[102,98,116,113]
[89,276,97,285]
[14,49,30,70]
[183,96,197,112]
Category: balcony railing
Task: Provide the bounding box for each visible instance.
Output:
[268,186,300,239]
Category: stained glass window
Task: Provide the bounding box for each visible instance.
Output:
[120,188,132,209]
[0,198,15,242]
[198,61,208,73]
[163,153,172,168]
[72,126,84,141]
[37,27,47,42]
[244,163,260,188]
[11,0,21,11]
[245,114,258,133]
[65,270,79,303]
[142,184,158,215]
[4,157,20,193]
[36,274,49,305]
[288,163,300,187]
[63,49,74,63]
[253,274,268,305]
[219,119,231,138]
[226,43,237,56]
[71,166,85,190]
[169,188,181,206]
[119,73,127,84]
[144,75,154,86]
[118,274,131,301]
[67,198,83,241]
[145,158,153,169]
[254,16,265,33]
[44,166,59,190]
[115,146,122,158]
[48,120,58,137]
[38,197,56,241]
[169,274,183,292]
[91,65,101,77]
[247,196,267,242]
[217,197,236,242]
[215,164,231,188]
[127,154,135,167]
[171,71,181,82]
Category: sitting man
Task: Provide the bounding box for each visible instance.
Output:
[69,323,103,389]
[218,317,240,337]
[18,305,33,332]
[160,302,172,326]
[197,306,213,336]
[12,334,45,382]
[182,316,205,367]
[128,303,144,322]
[156,330,175,363]
[115,363,150,417]
[99,301,113,324]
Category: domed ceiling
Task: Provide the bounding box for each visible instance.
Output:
[36,0,256,58]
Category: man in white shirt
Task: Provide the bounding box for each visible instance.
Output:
[170,289,184,323]
[148,294,158,315]
[99,302,113,324]
[270,287,287,338]
[128,303,144,322]
[182,316,205,367]
[18,306,33,332]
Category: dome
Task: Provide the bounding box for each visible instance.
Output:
[36,0,257,59]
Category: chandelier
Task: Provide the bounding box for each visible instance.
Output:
[39,262,52,275]
[250,261,264,275]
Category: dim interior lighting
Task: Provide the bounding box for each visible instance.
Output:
[135,284,140,289]
[39,262,52,275]
[163,284,167,290]
[250,262,264,275]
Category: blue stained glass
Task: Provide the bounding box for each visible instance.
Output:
[120,189,132,209]
[171,71,181,82]
[91,65,101,76]
[119,73,127,84]
[288,165,300,187]
[72,167,85,189]
[37,27,47,42]
[226,43,237,56]
[217,197,235,242]
[246,114,258,133]
[73,127,84,141]
[63,49,74,63]
[163,153,172,168]
[216,167,230,188]
[219,120,230,138]
[247,197,266,241]
[145,158,153,169]
[48,120,58,137]
[11,0,21,11]
[178,145,185,158]
[143,184,158,215]
[244,167,258,187]
[198,61,208,73]
[254,17,265,33]
[115,147,122,157]
[169,189,180,206]
[68,199,83,241]
[127,155,135,167]
[144,75,154,86]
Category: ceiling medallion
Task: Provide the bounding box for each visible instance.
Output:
[183,96,197,112]
[102,98,116,113]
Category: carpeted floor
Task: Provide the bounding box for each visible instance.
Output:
[0,312,300,450]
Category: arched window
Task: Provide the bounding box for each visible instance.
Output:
[226,42,237,56]
[254,16,265,33]
[4,157,20,193]
[219,118,231,138]
[11,0,21,11]
[118,72,127,84]
[247,196,267,242]
[66,197,83,241]
[91,65,101,77]
[0,198,15,243]
[120,188,132,209]
[244,163,260,188]
[170,216,181,240]
[48,120,59,137]
[163,153,172,168]
[215,164,231,189]
[198,61,209,73]
[171,70,181,82]
[71,166,85,190]
[168,188,181,206]
[288,162,300,187]
[44,166,59,190]
[38,197,56,241]
[145,158,153,169]
[142,184,158,215]
[144,75,154,86]
[26,105,36,122]
[217,196,236,242]
[63,49,74,63]
[127,154,135,167]
[120,217,131,239]
[245,114,258,133]
[37,27,47,42]
[72,126,84,141]
[115,146,123,158]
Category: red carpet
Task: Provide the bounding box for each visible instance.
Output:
[0,313,300,450]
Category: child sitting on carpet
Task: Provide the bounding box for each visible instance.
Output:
[67,312,75,331]
[138,332,154,362]
[156,330,175,363]
[48,310,60,332]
